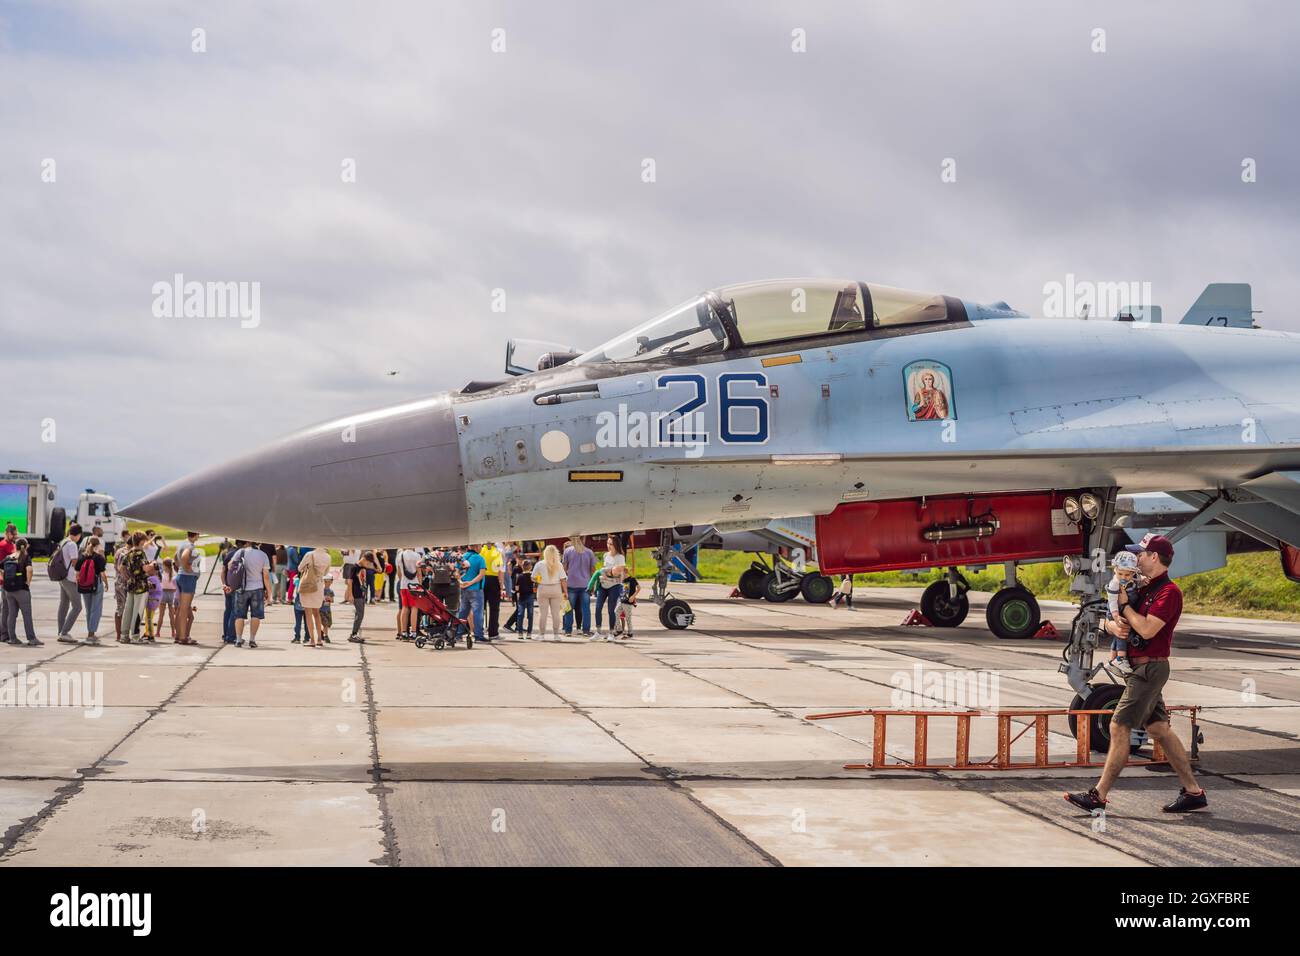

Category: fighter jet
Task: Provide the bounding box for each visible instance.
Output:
[127,277,1300,737]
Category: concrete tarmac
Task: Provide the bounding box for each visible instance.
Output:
[2,574,1298,866]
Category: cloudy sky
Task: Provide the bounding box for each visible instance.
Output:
[2,0,1297,508]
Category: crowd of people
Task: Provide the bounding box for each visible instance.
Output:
[1,522,641,647]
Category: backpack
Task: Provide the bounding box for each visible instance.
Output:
[298,554,323,595]
[48,540,70,581]
[225,548,247,591]
[77,555,98,591]
[2,556,21,591]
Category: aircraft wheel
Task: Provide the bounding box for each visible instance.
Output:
[763,574,801,603]
[920,580,969,627]
[659,599,694,629]
[986,587,1040,639]
[800,573,835,604]
[738,568,767,600]
[1067,683,1126,754]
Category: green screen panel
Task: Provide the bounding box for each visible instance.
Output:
[0,484,29,534]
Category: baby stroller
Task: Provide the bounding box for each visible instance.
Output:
[408,584,473,650]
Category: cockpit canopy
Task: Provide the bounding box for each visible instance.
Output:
[574,279,961,365]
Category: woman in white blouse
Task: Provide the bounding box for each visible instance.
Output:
[532,544,568,641]
[592,535,627,641]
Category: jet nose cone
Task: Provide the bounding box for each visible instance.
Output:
[125,393,469,548]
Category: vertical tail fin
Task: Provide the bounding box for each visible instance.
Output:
[1180,283,1255,328]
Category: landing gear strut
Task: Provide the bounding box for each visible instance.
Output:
[1059,488,1152,754]
[652,529,695,629]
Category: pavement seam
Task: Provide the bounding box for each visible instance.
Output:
[356,640,400,866]
[0,640,222,860]
[637,600,1141,843]
[490,640,783,865]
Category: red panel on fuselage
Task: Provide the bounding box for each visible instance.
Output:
[815,491,1086,574]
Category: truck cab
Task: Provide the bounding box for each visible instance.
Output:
[76,490,127,553]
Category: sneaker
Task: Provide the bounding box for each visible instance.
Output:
[235,638,245,648]
[85,636,102,646]
[248,640,258,649]
[588,632,603,642]
[322,636,331,644]
[604,633,614,642]
[291,637,301,644]
[347,635,363,644]
[1063,788,1107,813]
[1162,788,1208,813]
[582,630,595,638]
[57,634,80,645]
[1113,657,1134,676]
[25,638,44,647]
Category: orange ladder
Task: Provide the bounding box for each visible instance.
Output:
[805,705,1201,771]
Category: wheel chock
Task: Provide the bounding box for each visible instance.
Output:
[901,609,934,626]
[1032,621,1061,639]
[728,587,743,599]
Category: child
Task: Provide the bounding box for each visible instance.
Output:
[320,574,335,643]
[831,574,854,609]
[612,576,638,639]
[291,584,305,644]
[513,559,536,638]
[160,558,179,640]
[144,568,163,642]
[1106,551,1141,674]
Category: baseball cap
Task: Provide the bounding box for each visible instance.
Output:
[1125,532,1174,563]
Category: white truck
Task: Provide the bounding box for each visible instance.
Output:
[0,470,128,556]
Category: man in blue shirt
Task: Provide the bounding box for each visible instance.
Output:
[457,544,487,642]
[562,537,596,636]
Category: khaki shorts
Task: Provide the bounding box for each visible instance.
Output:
[1112,660,1171,729]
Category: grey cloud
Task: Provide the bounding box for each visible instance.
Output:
[2,0,1297,506]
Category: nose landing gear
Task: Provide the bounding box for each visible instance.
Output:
[652,528,696,629]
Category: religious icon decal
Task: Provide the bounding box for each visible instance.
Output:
[903,360,956,422]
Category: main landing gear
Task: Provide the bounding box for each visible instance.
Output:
[986,561,1041,640]
[736,556,835,605]
[1058,488,1160,754]
[653,529,695,630]
[914,564,1040,637]
[919,568,970,626]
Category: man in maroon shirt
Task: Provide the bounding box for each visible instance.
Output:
[0,523,16,645]
[1065,534,1208,814]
